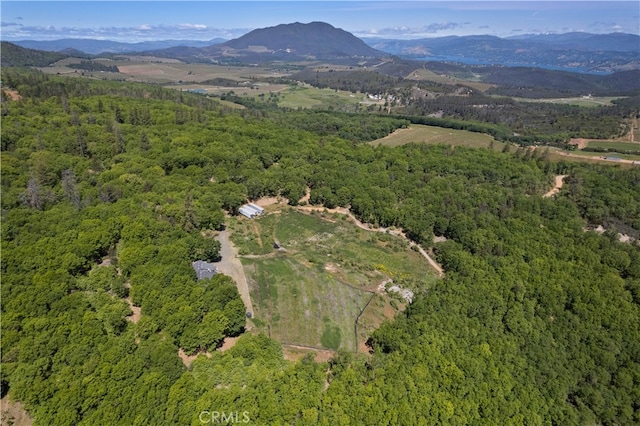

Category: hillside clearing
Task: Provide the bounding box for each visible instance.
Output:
[229,209,438,352]
[371,124,501,149]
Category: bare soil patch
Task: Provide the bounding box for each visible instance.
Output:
[282,344,335,363]
[299,187,311,204]
[253,196,287,207]
[178,348,212,367]
[569,138,588,149]
[126,297,141,323]
[217,336,240,352]
[213,230,254,317]
[543,175,567,198]
[1,395,32,426]
[2,89,21,101]
[98,257,112,267]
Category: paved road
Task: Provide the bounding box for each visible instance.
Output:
[214,230,254,316]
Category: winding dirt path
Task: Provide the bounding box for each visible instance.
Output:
[297,206,445,277]
[281,343,335,362]
[125,298,141,323]
[543,175,567,198]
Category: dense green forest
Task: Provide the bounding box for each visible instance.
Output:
[2,68,640,425]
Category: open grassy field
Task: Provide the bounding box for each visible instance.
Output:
[511,96,622,107]
[43,57,291,84]
[372,127,640,165]
[406,68,496,92]
[585,140,640,152]
[546,147,640,165]
[276,84,365,109]
[228,208,438,351]
[371,124,504,150]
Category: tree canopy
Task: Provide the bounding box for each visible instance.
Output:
[2,67,639,425]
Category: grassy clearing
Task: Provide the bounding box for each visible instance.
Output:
[277,85,364,109]
[115,60,289,83]
[244,256,370,350]
[406,68,496,92]
[511,96,621,107]
[229,209,438,351]
[585,140,640,151]
[371,124,503,150]
[545,147,640,164]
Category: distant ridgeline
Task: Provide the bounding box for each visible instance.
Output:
[0,41,68,67]
[1,66,640,425]
[365,32,640,74]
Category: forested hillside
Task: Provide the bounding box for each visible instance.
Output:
[0,42,68,67]
[2,68,639,424]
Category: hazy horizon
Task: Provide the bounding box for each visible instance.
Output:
[1,1,638,43]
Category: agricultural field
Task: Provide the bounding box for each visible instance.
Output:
[371,124,503,150]
[276,84,366,109]
[585,140,640,152]
[511,95,622,107]
[406,68,496,92]
[167,82,289,97]
[228,208,439,352]
[42,56,291,85]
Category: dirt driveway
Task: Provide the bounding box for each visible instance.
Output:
[214,230,254,316]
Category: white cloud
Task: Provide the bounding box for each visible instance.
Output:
[0,23,248,41]
[355,22,468,39]
[177,23,208,30]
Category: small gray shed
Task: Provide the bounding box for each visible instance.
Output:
[192,260,218,280]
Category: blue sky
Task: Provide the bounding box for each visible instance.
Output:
[1,1,638,41]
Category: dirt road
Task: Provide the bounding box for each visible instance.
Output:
[543,175,567,198]
[214,230,254,316]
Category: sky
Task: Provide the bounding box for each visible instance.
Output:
[1,1,639,42]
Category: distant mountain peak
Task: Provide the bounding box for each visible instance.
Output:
[221,21,384,59]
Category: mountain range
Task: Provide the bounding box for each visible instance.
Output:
[5,22,640,73]
[8,38,226,55]
[148,22,384,63]
[364,32,640,73]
